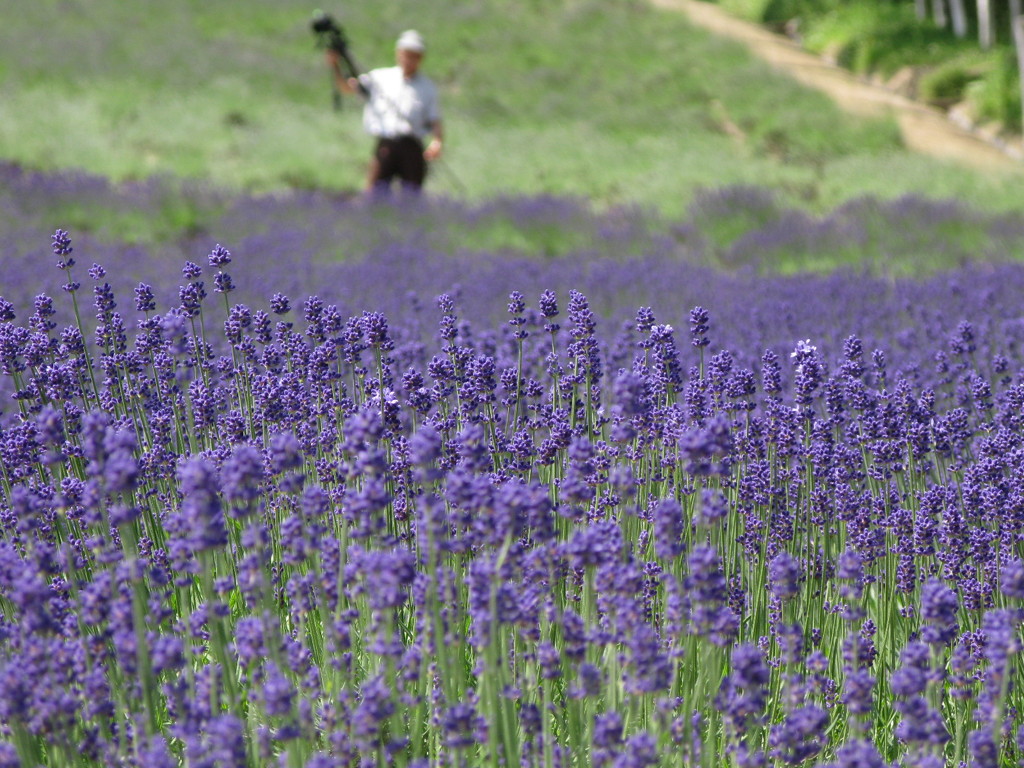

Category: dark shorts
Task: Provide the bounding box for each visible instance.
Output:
[373,135,427,190]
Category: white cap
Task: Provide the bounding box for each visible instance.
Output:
[396,29,425,53]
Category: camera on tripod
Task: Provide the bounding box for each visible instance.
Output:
[311,12,350,57]
[311,10,368,103]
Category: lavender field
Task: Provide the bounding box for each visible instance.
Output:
[6,166,1024,768]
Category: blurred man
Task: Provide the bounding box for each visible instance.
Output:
[327,30,443,194]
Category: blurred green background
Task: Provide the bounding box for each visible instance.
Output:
[0,0,1019,221]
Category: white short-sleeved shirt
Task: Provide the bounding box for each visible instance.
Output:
[358,66,441,141]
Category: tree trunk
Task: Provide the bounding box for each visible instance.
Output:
[932,0,948,28]
[1015,16,1024,132]
[978,0,993,47]
[949,0,968,38]
[915,0,928,21]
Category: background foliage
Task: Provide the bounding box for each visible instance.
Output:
[0,0,1019,227]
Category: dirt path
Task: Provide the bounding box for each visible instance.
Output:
[651,0,1024,175]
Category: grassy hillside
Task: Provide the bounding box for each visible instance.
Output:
[0,0,1019,227]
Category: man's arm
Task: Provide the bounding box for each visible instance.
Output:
[325,50,364,95]
[424,119,443,161]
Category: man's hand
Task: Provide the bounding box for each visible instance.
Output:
[326,51,361,95]
[424,138,443,161]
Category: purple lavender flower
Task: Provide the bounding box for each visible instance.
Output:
[566,289,602,387]
[134,282,156,312]
[653,497,685,560]
[443,702,486,749]
[233,616,266,668]
[357,548,416,610]
[624,624,672,694]
[894,696,950,746]
[820,739,886,768]
[761,349,781,395]
[51,228,73,262]
[260,662,295,717]
[769,705,829,765]
[919,577,958,646]
[352,676,395,742]
[841,668,875,717]
[221,444,265,511]
[613,731,658,768]
[179,280,206,317]
[593,711,624,767]
[214,272,235,294]
[270,292,291,315]
[768,552,801,601]
[268,430,303,473]
[837,549,864,600]
[203,714,247,765]
[573,663,603,699]
[507,290,527,340]
[566,520,622,568]
[687,545,738,645]
[717,644,770,735]
[208,244,232,266]
[790,339,822,407]
[177,456,227,551]
[679,413,733,476]
[689,306,710,348]
[1001,559,1024,599]
[539,290,559,319]
[890,642,930,698]
[687,545,728,603]
[305,754,343,768]
[968,729,999,768]
[696,489,728,527]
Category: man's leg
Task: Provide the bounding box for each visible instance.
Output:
[365,155,383,193]
[370,139,398,196]
[396,136,427,193]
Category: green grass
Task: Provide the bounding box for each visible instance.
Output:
[0,0,1020,245]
